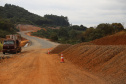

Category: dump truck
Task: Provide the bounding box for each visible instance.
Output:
[2,34,22,54]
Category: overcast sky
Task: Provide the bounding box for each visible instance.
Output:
[0,0,126,28]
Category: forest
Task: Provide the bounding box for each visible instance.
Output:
[0,4,70,38]
[0,4,69,26]
[32,23,124,44]
[0,4,125,44]
[0,18,18,38]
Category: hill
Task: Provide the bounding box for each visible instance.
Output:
[91,31,126,45]
[51,31,126,84]
[0,4,70,38]
[0,4,69,26]
[61,44,126,84]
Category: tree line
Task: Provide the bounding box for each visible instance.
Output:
[0,4,125,44]
[83,23,124,42]
[0,18,17,38]
[32,25,87,44]
[32,23,124,44]
[0,3,70,38]
[0,4,70,26]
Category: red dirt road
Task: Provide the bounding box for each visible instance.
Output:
[0,25,107,84]
[0,49,107,84]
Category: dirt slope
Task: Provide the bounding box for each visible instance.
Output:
[49,31,126,84]
[57,31,126,84]
[17,24,41,32]
[61,45,126,83]
[91,31,126,45]
[50,44,72,54]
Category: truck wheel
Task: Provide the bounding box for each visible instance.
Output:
[19,50,21,53]
[19,47,21,53]
[14,51,17,54]
[3,52,5,54]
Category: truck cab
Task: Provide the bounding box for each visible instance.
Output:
[3,35,21,54]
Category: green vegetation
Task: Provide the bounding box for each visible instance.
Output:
[0,4,70,38]
[0,43,3,51]
[0,18,17,38]
[0,4,125,45]
[44,15,69,26]
[82,23,124,42]
[0,4,70,26]
[32,25,87,44]
[32,23,124,44]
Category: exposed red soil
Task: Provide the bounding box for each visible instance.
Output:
[1,25,125,84]
[91,31,126,45]
[20,39,29,47]
[61,45,126,84]
[0,49,108,84]
[51,31,126,84]
[50,44,72,54]
[17,24,41,32]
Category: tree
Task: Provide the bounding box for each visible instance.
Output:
[69,29,78,39]
[50,33,58,41]
[0,4,70,26]
[96,23,113,35]
[58,28,69,38]
[44,14,70,26]
[112,23,124,32]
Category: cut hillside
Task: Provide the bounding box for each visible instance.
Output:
[91,31,126,45]
[17,24,41,32]
[61,44,126,84]
[50,31,126,84]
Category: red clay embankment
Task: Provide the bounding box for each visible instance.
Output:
[61,44,126,84]
[51,31,126,84]
[91,31,126,45]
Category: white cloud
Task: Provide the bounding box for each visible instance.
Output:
[0,0,126,28]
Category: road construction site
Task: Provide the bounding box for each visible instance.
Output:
[0,25,126,84]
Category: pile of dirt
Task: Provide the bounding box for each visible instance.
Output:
[61,44,126,84]
[20,37,30,47]
[20,40,29,47]
[91,31,126,45]
[50,44,72,54]
[50,31,126,83]
[51,42,94,54]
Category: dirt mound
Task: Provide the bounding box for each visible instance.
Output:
[50,42,93,54]
[20,40,29,47]
[20,37,30,47]
[91,31,126,45]
[61,44,126,84]
[17,24,41,32]
[50,44,72,54]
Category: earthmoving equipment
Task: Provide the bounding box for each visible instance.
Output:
[3,34,22,54]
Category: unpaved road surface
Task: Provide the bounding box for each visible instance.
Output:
[0,31,107,84]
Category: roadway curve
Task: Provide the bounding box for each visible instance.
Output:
[18,31,59,49]
[0,31,107,84]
